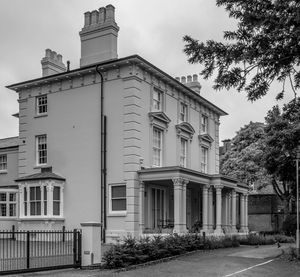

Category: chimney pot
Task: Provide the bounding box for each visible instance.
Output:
[175,77,180,81]
[91,10,99,25]
[84,12,91,27]
[187,75,192,82]
[99,7,105,24]
[181,76,186,83]
[105,4,115,22]
[193,74,198,82]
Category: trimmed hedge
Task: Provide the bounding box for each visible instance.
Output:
[238,233,295,245]
[102,234,240,269]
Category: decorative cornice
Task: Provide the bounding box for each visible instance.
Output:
[199,134,214,144]
[175,122,195,139]
[148,111,171,127]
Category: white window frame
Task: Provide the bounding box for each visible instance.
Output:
[20,183,64,219]
[109,184,127,215]
[152,88,163,111]
[179,102,188,122]
[0,154,7,173]
[36,95,48,115]
[200,146,208,173]
[201,115,208,134]
[180,138,188,167]
[152,127,163,167]
[0,189,17,218]
[36,135,47,166]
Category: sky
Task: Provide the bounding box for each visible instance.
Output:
[0,0,294,142]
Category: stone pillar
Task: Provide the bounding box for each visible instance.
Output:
[182,181,187,230]
[231,190,237,233]
[240,193,245,232]
[202,185,209,231]
[228,192,232,231]
[80,222,102,267]
[139,181,145,234]
[214,185,223,234]
[224,193,228,231]
[244,194,249,233]
[172,177,189,233]
[208,187,213,232]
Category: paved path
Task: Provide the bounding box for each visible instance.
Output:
[6,244,300,277]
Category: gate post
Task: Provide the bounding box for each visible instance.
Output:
[80,222,102,267]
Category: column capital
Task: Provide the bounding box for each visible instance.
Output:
[203,184,210,191]
[214,184,223,190]
[172,177,189,187]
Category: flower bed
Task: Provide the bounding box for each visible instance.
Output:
[102,234,240,269]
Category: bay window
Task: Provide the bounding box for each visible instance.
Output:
[21,183,63,218]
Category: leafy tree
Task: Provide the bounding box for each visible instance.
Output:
[220,122,270,187]
[263,97,300,212]
[184,0,300,101]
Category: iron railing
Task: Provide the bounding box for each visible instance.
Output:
[0,229,81,275]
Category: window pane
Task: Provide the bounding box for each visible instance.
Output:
[0,204,6,216]
[53,202,60,216]
[44,187,47,200]
[9,193,16,202]
[112,199,126,211]
[112,186,126,198]
[36,187,41,200]
[9,204,16,217]
[53,187,60,200]
[0,193,6,202]
[30,187,35,200]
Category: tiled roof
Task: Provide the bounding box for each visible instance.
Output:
[16,172,65,182]
[0,136,19,149]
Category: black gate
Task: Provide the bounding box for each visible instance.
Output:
[0,229,81,275]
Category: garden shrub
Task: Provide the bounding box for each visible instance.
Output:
[102,233,240,269]
[274,234,295,243]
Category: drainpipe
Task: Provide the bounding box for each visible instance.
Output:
[95,65,107,243]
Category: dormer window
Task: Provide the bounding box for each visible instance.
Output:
[201,115,208,134]
[180,103,188,122]
[153,89,163,111]
[36,95,48,115]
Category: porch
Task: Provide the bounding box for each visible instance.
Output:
[138,166,249,235]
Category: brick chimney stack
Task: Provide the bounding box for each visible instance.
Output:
[79,5,120,67]
[176,74,202,94]
[41,49,66,77]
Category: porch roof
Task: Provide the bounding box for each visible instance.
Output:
[15,172,66,182]
[138,166,248,191]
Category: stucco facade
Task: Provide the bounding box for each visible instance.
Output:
[0,5,248,241]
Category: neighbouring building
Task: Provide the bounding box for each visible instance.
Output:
[0,5,249,242]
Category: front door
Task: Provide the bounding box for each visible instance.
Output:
[150,187,166,229]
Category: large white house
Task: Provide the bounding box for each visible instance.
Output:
[0,5,249,242]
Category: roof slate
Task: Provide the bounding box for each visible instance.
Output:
[15,172,65,182]
[0,137,19,149]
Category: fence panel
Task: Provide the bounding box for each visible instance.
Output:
[0,229,81,275]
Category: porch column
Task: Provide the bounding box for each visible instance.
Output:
[208,187,213,232]
[240,193,245,232]
[228,192,232,231]
[244,194,249,233]
[231,190,237,233]
[18,184,25,217]
[139,181,145,234]
[172,177,189,233]
[214,185,223,234]
[182,181,187,231]
[202,185,209,231]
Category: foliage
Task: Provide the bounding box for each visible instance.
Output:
[282,214,297,236]
[220,121,271,187]
[238,233,275,245]
[183,0,300,101]
[273,234,295,243]
[102,234,240,269]
[263,98,300,206]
